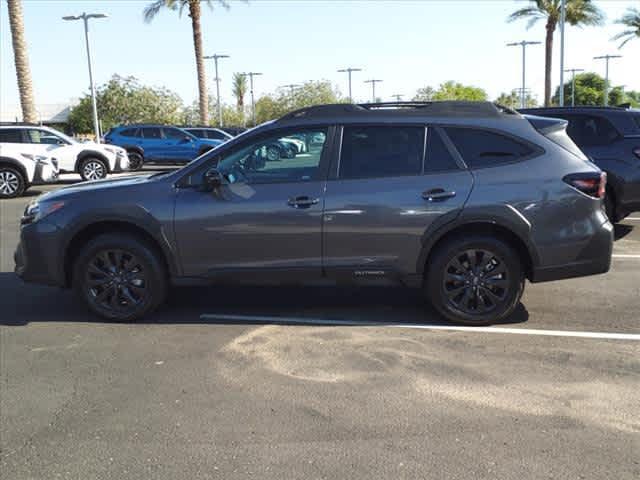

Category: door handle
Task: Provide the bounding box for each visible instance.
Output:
[422,189,456,202]
[287,196,320,209]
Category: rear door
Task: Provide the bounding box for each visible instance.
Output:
[322,125,473,279]
[139,127,163,161]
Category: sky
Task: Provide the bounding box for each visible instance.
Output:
[1,0,639,112]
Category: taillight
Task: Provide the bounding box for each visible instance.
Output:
[563,172,607,199]
[633,147,640,160]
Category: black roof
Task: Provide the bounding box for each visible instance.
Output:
[0,122,43,127]
[278,101,516,122]
[519,106,629,113]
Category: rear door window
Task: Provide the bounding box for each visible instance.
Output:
[0,129,23,143]
[443,128,534,168]
[339,126,424,179]
[141,127,162,139]
[425,128,460,173]
[119,128,139,138]
[563,115,620,147]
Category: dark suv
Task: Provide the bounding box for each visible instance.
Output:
[520,106,640,221]
[15,102,613,325]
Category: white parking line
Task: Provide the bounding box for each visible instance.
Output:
[200,314,640,341]
[612,254,640,259]
[625,217,640,221]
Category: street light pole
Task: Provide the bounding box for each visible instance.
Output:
[507,40,541,109]
[364,79,383,103]
[564,68,584,107]
[594,55,622,106]
[242,72,262,125]
[392,94,403,102]
[559,0,566,106]
[280,84,301,97]
[63,12,108,142]
[204,54,229,127]
[337,67,362,103]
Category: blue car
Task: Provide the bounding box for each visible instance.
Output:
[104,125,222,170]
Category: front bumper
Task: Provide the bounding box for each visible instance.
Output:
[31,160,59,185]
[111,151,130,173]
[15,220,66,287]
[530,219,613,283]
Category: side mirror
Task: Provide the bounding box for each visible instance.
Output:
[203,167,225,191]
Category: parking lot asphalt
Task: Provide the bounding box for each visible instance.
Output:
[1,175,638,479]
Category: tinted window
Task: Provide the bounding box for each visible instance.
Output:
[119,128,139,137]
[26,129,65,145]
[186,129,205,138]
[206,130,227,140]
[141,128,162,139]
[631,115,640,131]
[340,126,423,179]
[163,127,187,140]
[426,128,459,173]
[216,128,328,184]
[444,128,533,168]
[0,129,23,143]
[564,115,620,147]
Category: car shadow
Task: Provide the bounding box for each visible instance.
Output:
[614,223,634,241]
[0,272,529,328]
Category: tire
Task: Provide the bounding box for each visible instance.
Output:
[604,188,617,223]
[266,145,281,162]
[72,233,168,322]
[79,157,108,181]
[0,166,26,198]
[425,235,525,326]
[127,152,144,171]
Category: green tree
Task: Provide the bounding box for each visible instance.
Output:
[508,0,604,107]
[254,80,342,125]
[612,7,640,48]
[551,72,627,107]
[413,82,487,102]
[413,86,435,101]
[7,0,36,122]
[495,90,538,108]
[232,73,247,112]
[143,0,230,124]
[68,75,184,133]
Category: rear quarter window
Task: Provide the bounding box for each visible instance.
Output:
[0,129,23,143]
[443,127,535,169]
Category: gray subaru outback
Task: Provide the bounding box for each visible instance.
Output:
[15,102,613,325]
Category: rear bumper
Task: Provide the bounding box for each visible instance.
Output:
[530,219,613,283]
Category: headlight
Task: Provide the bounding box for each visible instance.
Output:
[21,153,50,165]
[21,200,66,225]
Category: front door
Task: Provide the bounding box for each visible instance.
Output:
[161,127,196,162]
[323,125,473,279]
[173,126,332,279]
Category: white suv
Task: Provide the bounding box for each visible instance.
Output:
[0,143,59,198]
[0,125,129,181]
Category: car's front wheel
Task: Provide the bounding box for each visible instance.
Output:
[0,166,26,198]
[79,157,108,181]
[73,234,168,321]
[425,235,524,326]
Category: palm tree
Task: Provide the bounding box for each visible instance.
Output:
[232,72,247,112]
[7,0,37,122]
[612,7,640,49]
[508,0,604,107]
[144,0,229,125]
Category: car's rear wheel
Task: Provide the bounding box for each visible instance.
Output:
[79,157,108,181]
[127,152,144,171]
[425,235,524,326]
[73,234,167,321]
[0,166,26,198]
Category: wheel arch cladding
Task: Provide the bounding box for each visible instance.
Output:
[64,220,175,287]
[75,150,110,172]
[418,220,536,280]
[0,157,29,180]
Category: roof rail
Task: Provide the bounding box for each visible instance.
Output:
[278,101,506,121]
[0,121,43,127]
